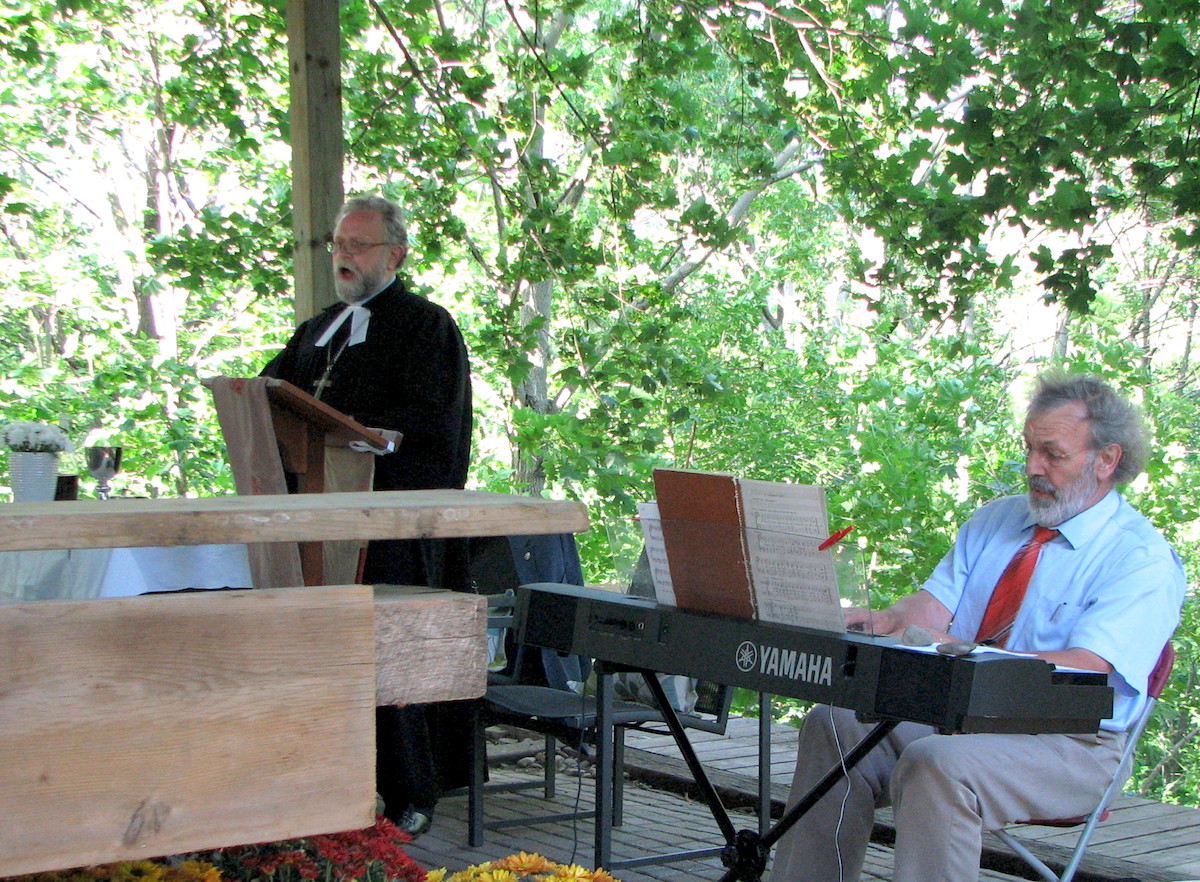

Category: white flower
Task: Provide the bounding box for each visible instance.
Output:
[2,421,73,453]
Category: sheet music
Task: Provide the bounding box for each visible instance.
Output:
[737,478,845,632]
[637,501,677,605]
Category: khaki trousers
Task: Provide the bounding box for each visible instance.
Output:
[767,705,1124,882]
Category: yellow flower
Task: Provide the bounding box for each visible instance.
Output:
[446,863,495,882]
[431,853,621,882]
[542,864,591,880]
[441,869,516,882]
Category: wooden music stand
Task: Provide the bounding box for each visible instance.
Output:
[204,376,399,588]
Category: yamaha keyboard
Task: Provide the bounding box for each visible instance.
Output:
[518,582,1113,734]
[513,582,1115,881]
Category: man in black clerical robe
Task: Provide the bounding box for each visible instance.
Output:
[260,194,472,838]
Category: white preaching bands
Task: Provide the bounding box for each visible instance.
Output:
[314,302,371,348]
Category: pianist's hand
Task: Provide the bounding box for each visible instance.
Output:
[844,590,954,640]
[844,605,894,634]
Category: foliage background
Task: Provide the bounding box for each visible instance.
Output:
[0,0,1198,804]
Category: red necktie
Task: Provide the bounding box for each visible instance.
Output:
[975,525,1059,647]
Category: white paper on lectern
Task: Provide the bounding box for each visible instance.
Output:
[737,478,845,632]
[637,500,677,606]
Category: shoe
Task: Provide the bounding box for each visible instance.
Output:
[395,808,432,839]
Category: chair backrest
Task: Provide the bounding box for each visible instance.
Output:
[1116,638,1175,769]
[685,677,736,734]
[486,589,517,629]
[483,590,532,686]
[471,533,592,690]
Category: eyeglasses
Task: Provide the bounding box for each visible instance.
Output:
[326,239,393,255]
[1023,444,1094,465]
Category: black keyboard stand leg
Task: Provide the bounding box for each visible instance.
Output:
[717,719,900,882]
[629,671,898,882]
[641,671,740,845]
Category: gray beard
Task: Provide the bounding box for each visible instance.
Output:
[335,277,371,304]
[1027,457,1099,527]
[334,268,391,304]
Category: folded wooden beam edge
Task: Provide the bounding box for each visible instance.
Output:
[0,489,590,552]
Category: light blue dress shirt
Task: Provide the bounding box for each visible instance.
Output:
[922,490,1185,730]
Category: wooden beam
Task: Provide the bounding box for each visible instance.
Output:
[0,583,487,878]
[0,489,591,552]
[374,585,485,706]
[0,586,376,877]
[287,0,343,323]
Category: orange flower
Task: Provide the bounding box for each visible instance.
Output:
[492,853,557,875]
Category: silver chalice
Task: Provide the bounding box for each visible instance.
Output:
[85,446,122,500]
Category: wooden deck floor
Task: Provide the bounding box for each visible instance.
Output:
[401,716,1200,882]
[624,715,1200,881]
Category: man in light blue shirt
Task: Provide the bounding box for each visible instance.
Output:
[769,372,1185,882]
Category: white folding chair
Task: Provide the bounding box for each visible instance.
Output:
[994,640,1175,882]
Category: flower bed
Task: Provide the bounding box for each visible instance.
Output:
[0,821,621,882]
[3,817,425,882]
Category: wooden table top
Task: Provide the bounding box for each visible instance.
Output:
[0,488,590,552]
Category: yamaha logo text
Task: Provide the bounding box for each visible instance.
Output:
[735,640,833,686]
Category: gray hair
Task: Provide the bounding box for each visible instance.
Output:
[336,195,408,250]
[1027,371,1150,485]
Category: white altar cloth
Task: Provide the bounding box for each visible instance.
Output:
[0,544,253,603]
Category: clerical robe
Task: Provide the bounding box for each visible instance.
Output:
[261,276,474,812]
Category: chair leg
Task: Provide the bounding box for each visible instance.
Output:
[543,732,557,799]
[995,829,1059,882]
[592,667,616,872]
[468,703,486,847]
[1057,809,1108,882]
[613,726,625,827]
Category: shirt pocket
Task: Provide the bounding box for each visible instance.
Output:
[1024,594,1088,648]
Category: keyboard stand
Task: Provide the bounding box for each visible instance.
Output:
[592,665,898,881]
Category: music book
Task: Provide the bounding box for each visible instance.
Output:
[646,468,846,631]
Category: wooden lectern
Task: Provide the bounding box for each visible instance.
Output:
[204,376,398,588]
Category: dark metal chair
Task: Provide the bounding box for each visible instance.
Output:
[464,533,740,867]
[467,587,735,850]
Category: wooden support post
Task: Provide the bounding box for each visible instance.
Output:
[287,0,344,323]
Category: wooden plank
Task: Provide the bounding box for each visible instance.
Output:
[1134,845,1200,877]
[977,831,1180,882]
[623,746,789,814]
[624,730,1188,882]
[0,489,590,552]
[0,586,376,877]
[374,585,486,705]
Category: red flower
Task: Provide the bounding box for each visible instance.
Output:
[205,817,427,882]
